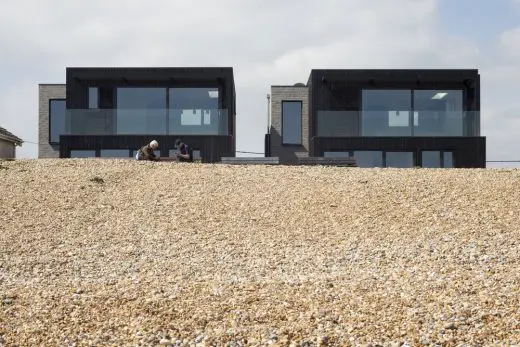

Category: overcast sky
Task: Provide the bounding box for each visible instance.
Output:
[1,0,519,167]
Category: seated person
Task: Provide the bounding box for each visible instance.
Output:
[136,140,159,161]
[174,139,193,162]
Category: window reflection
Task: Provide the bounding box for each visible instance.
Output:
[444,152,453,168]
[116,88,167,135]
[362,90,412,136]
[386,152,414,168]
[413,90,463,136]
[354,151,383,167]
[361,89,465,137]
[168,88,223,134]
[324,151,351,157]
[422,151,441,168]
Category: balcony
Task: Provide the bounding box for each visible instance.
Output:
[62,108,229,136]
[316,110,480,137]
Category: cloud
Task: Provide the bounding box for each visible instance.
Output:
[500,26,520,58]
[0,0,518,165]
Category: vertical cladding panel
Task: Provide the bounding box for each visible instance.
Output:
[39,84,66,158]
[269,86,309,164]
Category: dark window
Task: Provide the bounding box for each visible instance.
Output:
[444,151,454,168]
[422,150,454,168]
[168,88,223,134]
[324,151,351,158]
[282,101,302,145]
[100,149,130,158]
[70,150,96,158]
[413,90,463,136]
[386,151,414,168]
[362,90,412,136]
[362,89,465,137]
[422,151,441,168]
[49,99,66,144]
[89,87,99,109]
[116,87,167,135]
[353,151,383,168]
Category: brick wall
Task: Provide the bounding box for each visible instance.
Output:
[38,84,66,158]
[269,86,309,164]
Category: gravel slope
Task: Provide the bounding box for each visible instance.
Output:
[1,159,519,346]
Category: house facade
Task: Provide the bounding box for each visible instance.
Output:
[38,67,236,162]
[266,69,485,168]
[0,126,23,159]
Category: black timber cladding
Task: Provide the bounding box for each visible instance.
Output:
[311,136,486,168]
[64,67,236,158]
[59,135,233,163]
[307,69,480,140]
[65,67,236,141]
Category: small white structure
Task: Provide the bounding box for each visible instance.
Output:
[0,126,23,159]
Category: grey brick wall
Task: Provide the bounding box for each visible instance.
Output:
[38,84,66,158]
[269,86,309,164]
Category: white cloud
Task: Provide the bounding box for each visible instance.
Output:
[0,0,519,165]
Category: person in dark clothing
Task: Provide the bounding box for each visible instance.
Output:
[136,140,159,161]
[174,138,193,162]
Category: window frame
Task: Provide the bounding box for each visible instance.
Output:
[281,100,303,146]
[48,98,66,145]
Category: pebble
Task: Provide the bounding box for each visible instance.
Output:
[0,160,519,345]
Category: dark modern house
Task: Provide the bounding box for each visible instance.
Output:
[266,69,484,168]
[39,67,236,162]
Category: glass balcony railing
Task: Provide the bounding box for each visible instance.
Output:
[316,110,480,137]
[62,108,229,136]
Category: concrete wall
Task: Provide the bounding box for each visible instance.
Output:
[39,84,66,158]
[0,139,15,158]
[269,86,309,164]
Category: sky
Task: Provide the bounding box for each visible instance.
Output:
[0,0,519,167]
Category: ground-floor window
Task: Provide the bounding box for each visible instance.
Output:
[100,149,132,158]
[386,151,414,168]
[421,151,453,168]
[70,150,96,158]
[324,150,454,168]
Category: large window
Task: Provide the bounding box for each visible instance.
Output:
[49,99,66,144]
[281,101,302,145]
[413,90,463,136]
[169,88,221,134]
[362,89,464,137]
[116,88,167,135]
[362,90,412,136]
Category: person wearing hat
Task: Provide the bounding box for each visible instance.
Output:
[174,138,193,162]
[136,140,160,161]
